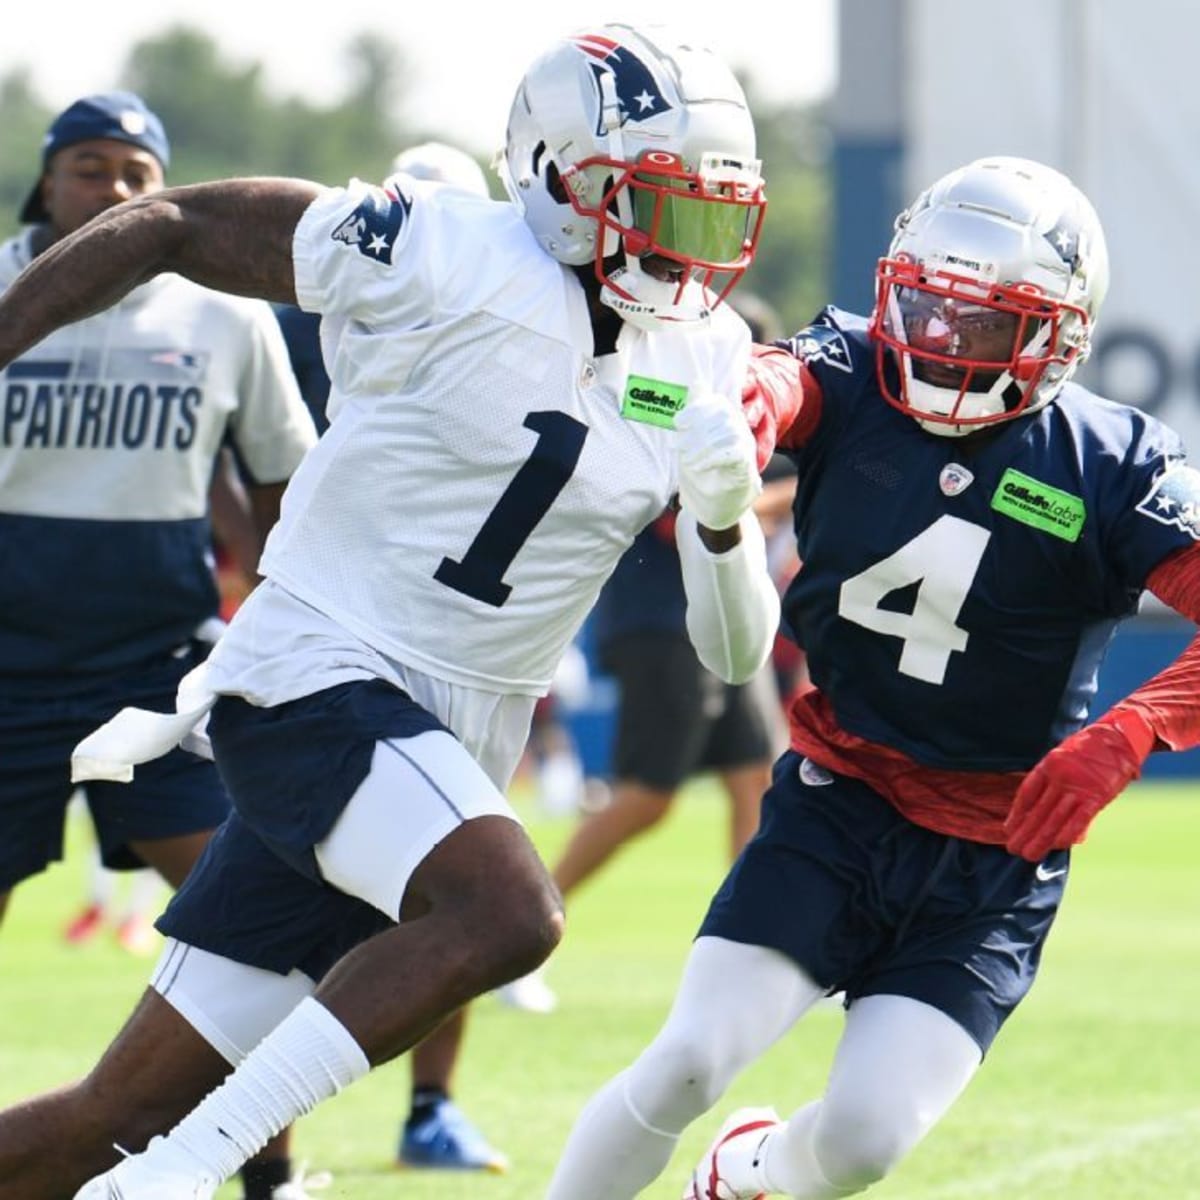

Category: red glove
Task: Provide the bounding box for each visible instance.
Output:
[1004,709,1155,861]
[740,345,821,470]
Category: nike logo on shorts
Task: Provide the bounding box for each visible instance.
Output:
[798,757,834,787]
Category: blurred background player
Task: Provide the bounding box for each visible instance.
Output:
[276,139,513,1171]
[0,90,318,1200]
[521,640,593,821]
[545,155,1200,1200]
[64,449,262,959]
[61,788,164,955]
[499,498,790,1016]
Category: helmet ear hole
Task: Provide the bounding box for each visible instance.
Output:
[545,160,568,204]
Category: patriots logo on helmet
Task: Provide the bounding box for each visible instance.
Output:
[330,186,412,266]
[572,33,672,135]
[1136,463,1200,540]
[1045,217,1081,269]
[785,322,854,374]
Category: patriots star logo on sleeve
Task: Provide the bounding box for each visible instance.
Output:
[1136,462,1200,540]
[330,186,412,266]
[785,323,853,374]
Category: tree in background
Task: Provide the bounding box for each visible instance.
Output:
[739,74,831,332]
[0,28,829,333]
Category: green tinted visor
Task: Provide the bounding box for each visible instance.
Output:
[630,156,762,266]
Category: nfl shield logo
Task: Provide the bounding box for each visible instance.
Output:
[939,463,974,496]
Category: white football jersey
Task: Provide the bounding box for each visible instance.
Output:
[214,177,750,700]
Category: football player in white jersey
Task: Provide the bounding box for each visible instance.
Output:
[278,138,512,1172]
[0,91,318,1200]
[0,26,781,1200]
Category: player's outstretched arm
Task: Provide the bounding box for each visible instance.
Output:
[1006,542,1200,861]
[740,343,824,466]
[0,177,322,369]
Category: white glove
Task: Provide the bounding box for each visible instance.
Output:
[675,391,763,530]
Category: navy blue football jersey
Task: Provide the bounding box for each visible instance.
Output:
[777,307,1199,772]
[591,519,688,649]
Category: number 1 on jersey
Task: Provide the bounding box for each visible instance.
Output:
[435,410,588,607]
[838,514,991,684]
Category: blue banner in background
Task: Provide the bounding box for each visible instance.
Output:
[563,616,1200,784]
[1092,616,1199,779]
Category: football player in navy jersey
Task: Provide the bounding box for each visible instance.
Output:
[0,92,318,1200]
[545,156,1200,1200]
[0,26,782,1200]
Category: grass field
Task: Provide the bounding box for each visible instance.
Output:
[2,779,1200,1199]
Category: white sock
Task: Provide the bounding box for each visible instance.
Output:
[761,1102,854,1199]
[88,850,115,909]
[148,997,370,1181]
[538,750,585,816]
[122,868,164,920]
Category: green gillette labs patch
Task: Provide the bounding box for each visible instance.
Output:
[991,468,1085,541]
[621,375,688,428]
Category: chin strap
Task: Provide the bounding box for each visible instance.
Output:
[598,273,712,332]
[592,66,709,331]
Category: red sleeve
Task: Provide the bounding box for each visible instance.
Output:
[650,507,678,544]
[1111,542,1200,753]
[740,344,824,470]
[1146,541,1200,623]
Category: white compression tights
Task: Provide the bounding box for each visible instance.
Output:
[545,936,983,1200]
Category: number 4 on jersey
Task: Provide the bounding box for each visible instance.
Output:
[838,515,991,684]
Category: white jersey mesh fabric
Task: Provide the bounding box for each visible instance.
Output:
[227,178,749,697]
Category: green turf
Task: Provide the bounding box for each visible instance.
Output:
[2,780,1199,1198]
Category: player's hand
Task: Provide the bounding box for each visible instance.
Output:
[675,392,762,532]
[741,344,806,469]
[1004,716,1149,861]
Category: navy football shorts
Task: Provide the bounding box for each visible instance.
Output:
[601,633,776,790]
[157,678,448,980]
[698,750,1069,1053]
[0,647,230,891]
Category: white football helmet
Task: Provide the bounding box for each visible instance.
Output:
[392,142,490,198]
[869,156,1109,436]
[498,23,766,333]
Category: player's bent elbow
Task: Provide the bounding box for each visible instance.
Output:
[693,617,776,686]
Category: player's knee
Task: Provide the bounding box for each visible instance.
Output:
[472,870,564,981]
[489,878,564,969]
[638,1029,736,1115]
[811,1102,914,1191]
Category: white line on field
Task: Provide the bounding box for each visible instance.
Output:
[892,1108,1200,1199]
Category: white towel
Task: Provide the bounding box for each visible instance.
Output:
[71,662,218,783]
